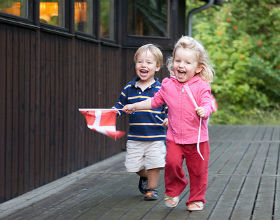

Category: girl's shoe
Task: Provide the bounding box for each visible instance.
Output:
[144,189,158,200]
[187,201,204,211]
[164,195,180,208]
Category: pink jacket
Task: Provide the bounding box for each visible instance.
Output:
[151,75,212,144]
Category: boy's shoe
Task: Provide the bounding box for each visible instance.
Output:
[138,177,148,194]
[144,189,158,200]
[187,201,204,211]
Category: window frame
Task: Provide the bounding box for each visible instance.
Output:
[73,0,98,38]
[98,0,118,44]
[120,0,174,50]
[0,0,33,23]
[38,0,69,32]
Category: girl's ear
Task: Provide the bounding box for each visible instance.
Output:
[196,65,203,74]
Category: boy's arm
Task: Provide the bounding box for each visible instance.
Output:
[122,98,152,114]
[113,87,128,116]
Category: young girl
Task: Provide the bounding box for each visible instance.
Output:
[122,36,214,211]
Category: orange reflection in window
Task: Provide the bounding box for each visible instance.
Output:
[75,3,87,23]
[40,2,58,22]
[1,3,21,16]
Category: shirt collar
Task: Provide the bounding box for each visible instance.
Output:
[132,77,159,89]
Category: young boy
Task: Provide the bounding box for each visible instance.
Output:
[113,44,167,200]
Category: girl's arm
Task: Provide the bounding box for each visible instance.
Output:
[122,98,152,114]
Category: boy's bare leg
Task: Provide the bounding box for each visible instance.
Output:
[147,168,161,189]
[137,169,147,177]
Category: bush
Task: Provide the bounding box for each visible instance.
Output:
[187,0,280,124]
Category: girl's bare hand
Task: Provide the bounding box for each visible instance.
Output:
[195,107,206,118]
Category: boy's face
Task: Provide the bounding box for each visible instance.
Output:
[135,51,160,83]
[173,47,202,83]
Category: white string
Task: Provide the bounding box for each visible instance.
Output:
[183,85,204,160]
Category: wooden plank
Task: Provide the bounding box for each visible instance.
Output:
[263,143,278,175]
[53,37,59,179]
[5,26,13,201]
[208,176,246,220]
[208,142,240,174]
[272,126,280,140]
[248,143,270,175]
[34,31,42,188]
[230,176,260,220]
[234,143,259,175]
[28,30,37,190]
[12,27,20,198]
[40,35,47,185]
[23,30,31,193]
[217,141,251,175]
[252,176,275,220]
[262,126,273,141]
[0,24,6,202]
[274,176,280,220]
[18,28,26,195]
[253,126,266,141]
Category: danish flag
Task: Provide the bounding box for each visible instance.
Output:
[79,109,125,140]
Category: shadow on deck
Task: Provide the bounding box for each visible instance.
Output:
[1,125,280,220]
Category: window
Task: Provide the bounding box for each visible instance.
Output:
[100,0,115,40]
[127,0,168,37]
[40,0,65,27]
[74,0,94,35]
[0,0,28,18]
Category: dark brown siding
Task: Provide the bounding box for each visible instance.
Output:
[0,22,171,203]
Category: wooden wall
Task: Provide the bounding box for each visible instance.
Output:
[0,22,171,203]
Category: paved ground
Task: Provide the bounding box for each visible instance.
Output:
[0,125,280,220]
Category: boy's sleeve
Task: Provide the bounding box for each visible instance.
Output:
[113,85,129,116]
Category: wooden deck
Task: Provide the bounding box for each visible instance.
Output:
[1,125,280,220]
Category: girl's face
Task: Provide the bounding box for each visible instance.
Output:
[135,51,160,83]
[173,47,202,83]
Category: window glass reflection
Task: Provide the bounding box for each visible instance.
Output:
[100,0,114,40]
[40,0,65,27]
[75,0,93,35]
[0,0,28,18]
[128,0,168,37]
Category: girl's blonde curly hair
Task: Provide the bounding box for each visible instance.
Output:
[167,36,214,83]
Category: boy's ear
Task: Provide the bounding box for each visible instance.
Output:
[156,65,160,72]
[196,65,203,73]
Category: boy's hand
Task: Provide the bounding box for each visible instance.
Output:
[195,107,206,118]
[122,104,135,114]
[162,118,168,127]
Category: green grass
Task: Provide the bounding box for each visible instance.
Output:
[209,106,280,126]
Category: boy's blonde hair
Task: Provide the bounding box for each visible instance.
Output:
[167,36,214,83]
[134,44,163,68]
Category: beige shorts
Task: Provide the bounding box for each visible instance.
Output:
[125,140,166,172]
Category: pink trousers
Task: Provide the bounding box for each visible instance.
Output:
[164,140,210,204]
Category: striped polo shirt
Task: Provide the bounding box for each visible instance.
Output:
[113,77,167,141]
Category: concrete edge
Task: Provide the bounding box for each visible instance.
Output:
[0,152,126,218]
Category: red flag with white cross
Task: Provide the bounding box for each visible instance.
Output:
[79,109,125,140]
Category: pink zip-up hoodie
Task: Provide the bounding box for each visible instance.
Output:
[151,75,212,144]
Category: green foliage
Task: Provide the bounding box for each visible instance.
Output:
[187,0,280,125]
